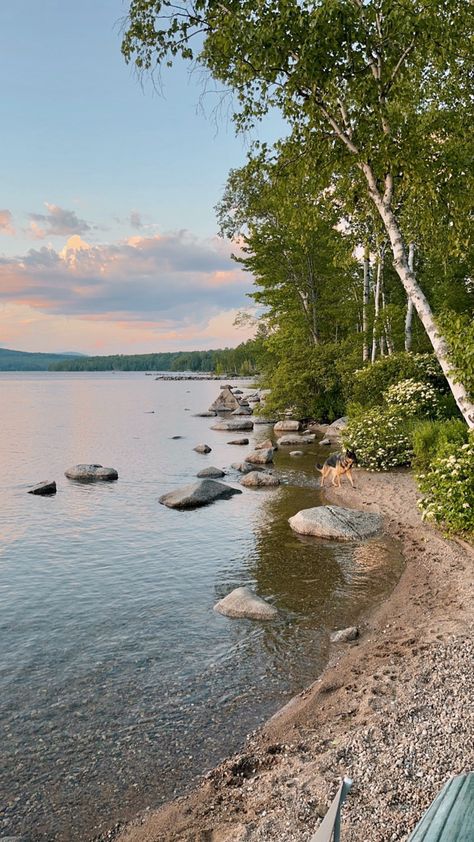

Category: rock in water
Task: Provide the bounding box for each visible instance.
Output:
[244,448,274,465]
[211,419,254,432]
[193,443,212,454]
[330,626,359,643]
[28,480,57,495]
[227,438,249,446]
[277,434,316,445]
[65,464,118,481]
[273,420,301,432]
[196,466,226,478]
[240,472,280,488]
[159,479,241,509]
[254,438,274,451]
[253,417,276,425]
[214,587,277,620]
[208,386,240,413]
[325,416,348,437]
[289,451,303,457]
[231,405,253,415]
[289,506,381,541]
[194,411,217,417]
[231,462,264,474]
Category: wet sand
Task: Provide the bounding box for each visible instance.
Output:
[116,469,473,842]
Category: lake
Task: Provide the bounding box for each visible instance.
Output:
[0,373,403,840]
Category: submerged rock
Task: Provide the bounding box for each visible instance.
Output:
[330,626,359,643]
[289,451,304,457]
[214,586,277,620]
[277,434,316,446]
[65,464,118,481]
[28,480,57,495]
[196,466,226,478]
[159,479,241,509]
[241,471,280,488]
[231,462,264,474]
[193,443,212,454]
[194,411,217,417]
[227,438,249,446]
[289,505,382,541]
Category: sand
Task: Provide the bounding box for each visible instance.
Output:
[116,469,473,842]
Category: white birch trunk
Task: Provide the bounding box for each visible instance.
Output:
[405,242,415,352]
[362,244,370,362]
[361,164,474,427]
[371,248,383,363]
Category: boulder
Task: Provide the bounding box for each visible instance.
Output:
[253,416,276,425]
[289,451,303,457]
[214,586,277,620]
[326,416,348,437]
[211,419,254,432]
[28,480,57,496]
[330,626,359,643]
[231,462,264,474]
[196,466,226,478]
[277,434,316,446]
[245,448,274,465]
[208,386,240,413]
[273,420,301,432]
[289,506,382,541]
[254,438,274,451]
[231,405,253,416]
[194,411,217,417]
[159,479,242,509]
[65,464,118,481]
[227,438,249,446]
[193,443,212,454]
[241,472,280,488]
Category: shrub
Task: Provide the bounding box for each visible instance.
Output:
[384,378,445,419]
[342,407,413,471]
[412,419,468,469]
[348,352,448,409]
[416,434,474,535]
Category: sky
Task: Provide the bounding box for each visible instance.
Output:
[0,1,284,355]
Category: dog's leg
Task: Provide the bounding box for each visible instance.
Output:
[346,469,355,488]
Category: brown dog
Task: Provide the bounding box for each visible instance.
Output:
[316,450,357,488]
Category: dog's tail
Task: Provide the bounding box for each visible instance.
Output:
[315,463,324,472]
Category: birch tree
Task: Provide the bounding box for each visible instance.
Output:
[123,0,474,426]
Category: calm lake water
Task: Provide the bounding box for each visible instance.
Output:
[0,373,403,840]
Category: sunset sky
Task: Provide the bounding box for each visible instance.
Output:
[0,1,283,355]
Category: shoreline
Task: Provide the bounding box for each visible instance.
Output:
[115,469,473,842]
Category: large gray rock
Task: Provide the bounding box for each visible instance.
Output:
[231,462,264,474]
[193,443,212,454]
[241,471,280,488]
[159,479,241,509]
[245,448,274,465]
[330,626,359,643]
[196,466,226,478]
[214,586,277,620]
[208,386,240,413]
[231,405,253,416]
[277,434,315,446]
[289,505,382,541]
[227,438,249,446]
[28,480,57,495]
[326,416,348,437]
[274,420,301,432]
[65,464,118,481]
[211,419,254,432]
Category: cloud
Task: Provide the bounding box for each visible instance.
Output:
[130,211,143,229]
[0,230,251,332]
[28,202,91,239]
[0,209,15,236]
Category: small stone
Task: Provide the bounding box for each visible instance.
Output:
[214,586,278,620]
[28,480,57,495]
[196,466,226,478]
[245,448,274,465]
[65,464,118,481]
[330,627,359,643]
[159,480,241,509]
[241,472,280,489]
[227,438,249,446]
[193,444,212,454]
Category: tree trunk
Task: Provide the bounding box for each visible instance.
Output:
[362,165,474,427]
[405,243,415,352]
[362,244,370,362]
[371,246,384,363]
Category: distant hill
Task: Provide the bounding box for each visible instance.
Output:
[0,347,86,371]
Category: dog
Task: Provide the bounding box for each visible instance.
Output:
[316,450,357,488]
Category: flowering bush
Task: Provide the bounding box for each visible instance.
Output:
[416,435,474,535]
[348,352,448,409]
[342,407,413,471]
[384,378,444,419]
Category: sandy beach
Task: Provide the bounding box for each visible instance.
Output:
[116,468,473,842]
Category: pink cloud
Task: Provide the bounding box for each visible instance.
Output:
[0,209,15,236]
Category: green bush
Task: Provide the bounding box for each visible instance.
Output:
[342,407,413,471]
[412,419,468,469]
[384,378,447,419]
[348,352,448,409]
[416,434,474,535]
